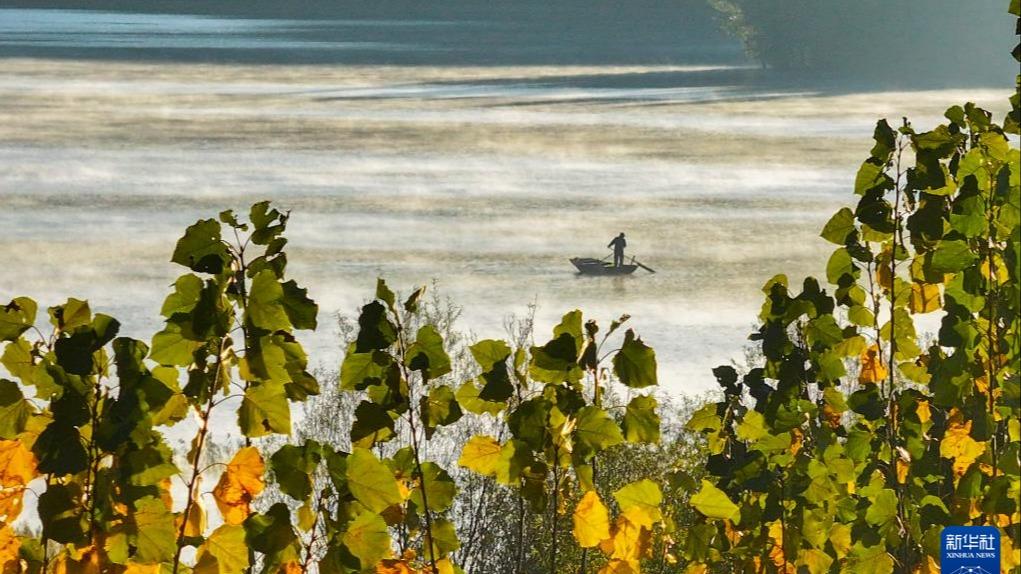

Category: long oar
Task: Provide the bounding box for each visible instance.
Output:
[631,257,656,273]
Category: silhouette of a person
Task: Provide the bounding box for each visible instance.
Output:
[608,233,627,267]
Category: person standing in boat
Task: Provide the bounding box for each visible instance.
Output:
[607,232,627,267]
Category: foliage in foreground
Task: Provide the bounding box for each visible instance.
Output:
[0,17,1019,572]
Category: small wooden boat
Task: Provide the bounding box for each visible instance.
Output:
[570,257,638,275]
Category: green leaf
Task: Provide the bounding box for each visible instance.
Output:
[342,510,391,567]
[685,403,721,433]
[132,496,177,563]
[248,270,292,331]
[238,381,291,437]
[613,479,663,524]
[33,422,88,475]
[171,218,230,274]
[0,380,32,438]
[735,410,768,441]
[346,448,402,513]
[0,297,37,342]
[826,247,856,285]
[864,488,898,527]
[411,461,456,513]
[339,345,387,391]
[455,381,505,415]
[350,400,396,447]
[690,480,739,522]
[194,525,250,574]
[930,239,979,273]
[471,339,514,401]
[149,323,202,366]
[420,384,463,438]
[820,207,856,245]
[37,483,85,544]
[244,503,297,556]
[406,325,452,381]
[429,518,460,558]
[622,395,660,443]
[281,280,317,330]
[270,441,323,501]
[355,301,397,353]
[612,329,658,388]
[575,406,624,451]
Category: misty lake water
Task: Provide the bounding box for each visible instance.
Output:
[0,8,1013,396]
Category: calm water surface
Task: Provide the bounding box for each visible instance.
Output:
[0,8,1012,396]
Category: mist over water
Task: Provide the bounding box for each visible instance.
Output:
[0,6,1014,396]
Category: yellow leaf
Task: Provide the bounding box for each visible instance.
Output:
[598,559,640,574]
[177,498,206,538]
[1003,532,1020,571]
[213,446,265,525]
[573,490,611,548]
[828,523,851,558]
[435,558,456,574]
[375,559,415,574]
[940,419,986,478]
[909,283,940,313]
[683,564,707,574]
[767,521,786,567]
[0,525,20,570]
[895,459,908,484]
[858,344,888,384]
[458,435,502,476]
[278,561,303,574]
[916,401,931,423]
[604,515,651,563]
[123,563,161,574]
[0,440,36,485]
[0,439,35,523]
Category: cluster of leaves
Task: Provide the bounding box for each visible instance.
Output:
[0,202,672,574]
[683,92,1020,572]
[0,202,323,572]
[454,311,666,574]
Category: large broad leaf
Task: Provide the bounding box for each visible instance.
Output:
[131,496,177,564]
[621,395,659,443]
[270,441,323,501]
[238,381,291,438]
[575,406,624,451]
[406,325,452,381]
[350,400,396,447]
[458,435,502,477]
[281,280,318,330]
[929,239,978,273]
[612,330,657,388]
[410,461,456,513]
[689,480,739,522]
[355,301,397,353]
[342,511,391,567]
[420,385,462,438]
[194,525,250,574]
[33,423,88,475]
[213,446,266,526]
[247,270,292,331]
[244,503,297,556]
[0,380,32,439]
[345,448,401,513]
[573,490,610,548]
[0,297,37,342]
[171,218,230,274]
[613,479,663,526]
[820,207,856,245]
